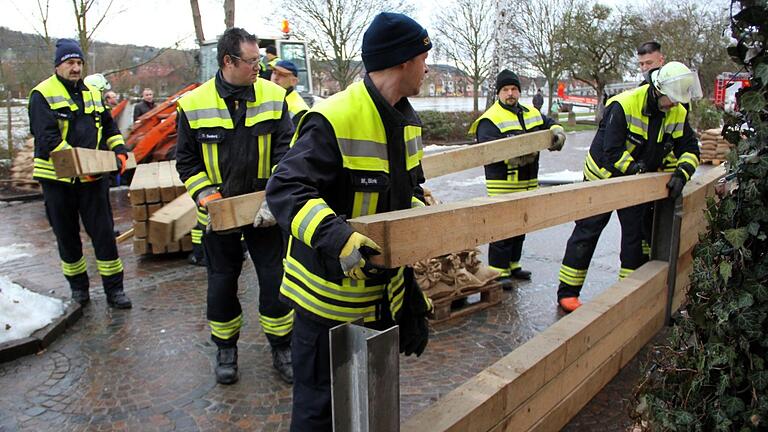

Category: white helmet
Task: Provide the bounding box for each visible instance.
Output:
[651,62,702,104]
[84,73,111,91]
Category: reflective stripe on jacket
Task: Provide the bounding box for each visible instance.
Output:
[279,81,423,324]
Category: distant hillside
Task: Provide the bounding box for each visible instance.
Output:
[0,27,197,97]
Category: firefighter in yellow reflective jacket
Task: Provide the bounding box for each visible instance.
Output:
[28,39,132,309]
[266,12,433,432]
[556,62,702,313]
[175,28,295,385]
[469,69,566,288]
[270,60,310,126]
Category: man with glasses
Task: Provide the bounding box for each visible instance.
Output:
[175,27,295,385]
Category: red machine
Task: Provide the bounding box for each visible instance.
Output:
[713,72,750,110]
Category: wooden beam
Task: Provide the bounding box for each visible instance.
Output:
[116,228,134,243]
[51,148,136,178]
[129,163,151,205]
[421,131,553,179]
[401,261,668,432]
[147,193,197,245]
[350,173,672,268]
[206,191,266,231]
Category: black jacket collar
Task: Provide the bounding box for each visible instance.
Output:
[215,70,256,102]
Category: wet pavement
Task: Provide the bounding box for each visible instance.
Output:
[0,130,646,431]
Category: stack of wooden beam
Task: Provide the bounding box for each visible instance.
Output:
[699,128,733,164]
[129,161,194,254]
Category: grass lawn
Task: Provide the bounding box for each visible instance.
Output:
[562,123,597,132]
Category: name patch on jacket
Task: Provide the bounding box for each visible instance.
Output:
[196,130,224,142]
[350,172,389,192]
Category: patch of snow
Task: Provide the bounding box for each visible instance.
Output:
[0,276,66,344]
[0,243,33,264]
[574,146,591,151]
[445,175,486,188]
[539,170,584,184]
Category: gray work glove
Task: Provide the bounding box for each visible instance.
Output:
[253,199,276,228]
[550,127,566,151]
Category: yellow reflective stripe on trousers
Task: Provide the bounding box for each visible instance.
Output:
[61,257,87,276]
[291,198,335,246]
[619,267,635,279]
[509,261,521,271]
[191,228,203,244]
[96,258,124,276]
[106,134,125,150]
[489,265,510,278]
[201,143,222,184]
[257,135,272,179]
[411,196,426,208]
[352,192,379,217]
[196,207,209,226]
[558,264,588,286]
[209,315,243,340]
[184,172,213,198]
[259,310,294,337]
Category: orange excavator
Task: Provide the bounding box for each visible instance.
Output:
[125,83,200,163]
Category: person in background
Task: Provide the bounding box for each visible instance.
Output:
[132,87,155,121]
[104,90,119,108]
[28,38,132,309]
[259,45,280,81]
[469,69,566,288]
[532,88,544,111]
[270,59,310,126]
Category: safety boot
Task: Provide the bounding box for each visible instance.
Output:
[106,290,133,309]
[71,288,90,306]
[496,277,515,291]
[558,297,582,313]
[272,345,293,384]
[510,268,532,280]
[215,346,239,385]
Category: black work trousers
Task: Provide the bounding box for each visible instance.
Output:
[290,311,394,432]
[41,178,123,294]
[557,203,647,299]
[203,224,291,348]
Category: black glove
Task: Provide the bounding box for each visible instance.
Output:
[625,161,646,175]
[397,267,431,357]
[666,170,686,199]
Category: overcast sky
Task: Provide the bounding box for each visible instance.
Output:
[1,0,441,50]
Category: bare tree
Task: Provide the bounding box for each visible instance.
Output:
[638,0,734,97]
[224,0,235,30]
[71,0,118,74]
[561,2,643,120]
[434,0,495,112]
[190,0,205,43]
[285,0,412,92]
[506,0,572,112]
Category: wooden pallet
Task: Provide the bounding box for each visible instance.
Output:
[700,158,724,165]
[429,281,503,324]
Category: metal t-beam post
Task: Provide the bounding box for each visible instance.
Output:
[330,320,400,432]
[650,196,683,326]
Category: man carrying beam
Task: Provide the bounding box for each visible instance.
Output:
[175,28,295,385]
[28,38,132,309]
[469,69,566,288]
[266,12,434,431]
[556,62,702,312]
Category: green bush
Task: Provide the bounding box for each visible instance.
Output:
[689,98,723,131]
[419,111,477,143]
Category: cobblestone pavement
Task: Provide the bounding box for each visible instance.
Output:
[0,130,650,431]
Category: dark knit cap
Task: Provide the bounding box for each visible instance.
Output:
[496,69,521,93]
[54,39,84,66]
[274,60,299,77]
[362,12,432,72]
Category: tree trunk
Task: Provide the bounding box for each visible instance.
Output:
[190,0,205,43]
[473,81,480,112]
[223,0,235,30]
[6,91,13,160]
[595,82,606,123]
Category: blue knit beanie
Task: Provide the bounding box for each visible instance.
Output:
[274,60,299,77]
[54,39,84,66]
[362,12,432,72]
